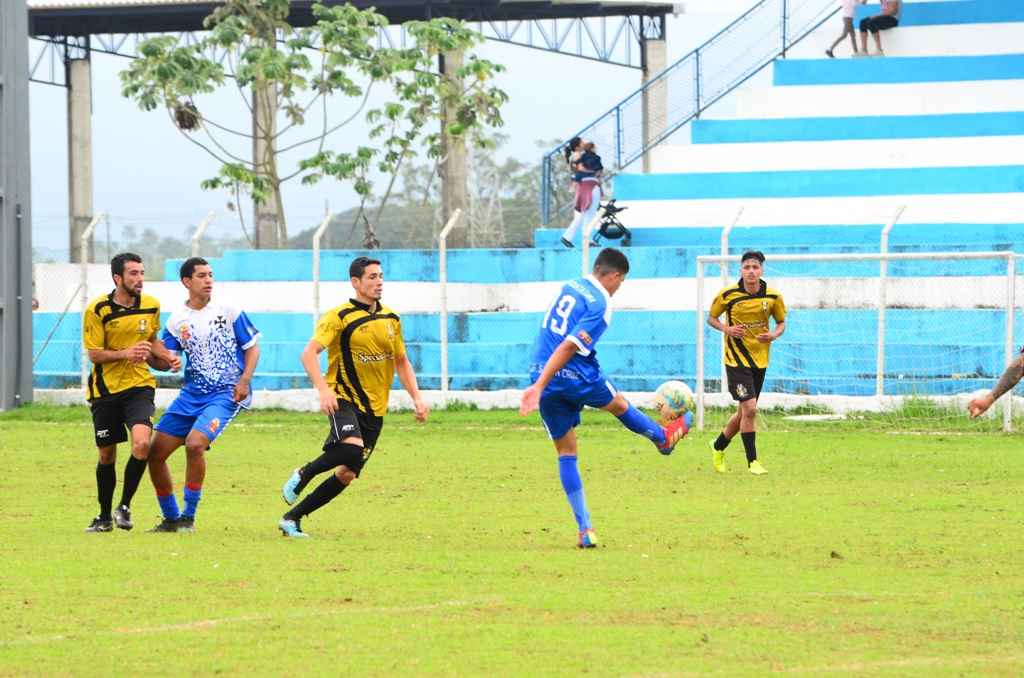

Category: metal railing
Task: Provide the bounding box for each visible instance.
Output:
[540,0,840,224]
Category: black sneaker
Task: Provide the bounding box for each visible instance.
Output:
[85,516,113,532]
[176,516,195,533]
[147,517,180,533]
[113,505,133,531]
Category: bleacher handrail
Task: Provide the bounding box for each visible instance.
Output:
[541,0,840,224]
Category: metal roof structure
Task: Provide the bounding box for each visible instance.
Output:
[28,1,675,37]
[27,0,677,85]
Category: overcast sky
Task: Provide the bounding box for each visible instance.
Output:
[28,8,734,258]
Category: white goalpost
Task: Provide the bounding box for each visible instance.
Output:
[695,251,1018,433]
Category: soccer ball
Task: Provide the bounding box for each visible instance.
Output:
[653,380,695,421]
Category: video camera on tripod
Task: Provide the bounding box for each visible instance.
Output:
[590,199,632,247]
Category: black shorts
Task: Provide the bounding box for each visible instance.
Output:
[322,399,383,476]
[860,15,898,33]
[726,365,766,403]
[89,386,155,447]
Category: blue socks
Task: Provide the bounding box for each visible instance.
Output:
[616,404,666,446]
[157,493,180,521]
[558,455,591,530]
[183,485,202,519]
[158,486,202,521]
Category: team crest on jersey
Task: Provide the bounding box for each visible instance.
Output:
[387,322,395,337]
[578,330,593,345]
[179,323,191,341]
[208,418,220,433]
[137,318,148,335]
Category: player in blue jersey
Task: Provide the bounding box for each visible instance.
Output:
[145,257,261,532]
[519,247,691,548]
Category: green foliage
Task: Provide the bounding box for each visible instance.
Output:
[3,407,1024,673]
[119,0,507,238]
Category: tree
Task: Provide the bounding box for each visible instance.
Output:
[120,0,506,248]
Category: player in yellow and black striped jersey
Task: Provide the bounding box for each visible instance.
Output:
[707,250,787,476]
[82,253,180,533]
[277,256,429,538]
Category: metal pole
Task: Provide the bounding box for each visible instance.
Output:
[876,206,905,398]
[190,211,216,257]
[540,155,550,226]
[1005,253,1015,432]
[696,259,706,431]
[781,0,789,58]
[79,214,103,390]
[615,106,623,169]
[720,206,743,396]
[310,211,332,330]
[439,209,463,403]
[580,208,605,277]
[694,50,701,117]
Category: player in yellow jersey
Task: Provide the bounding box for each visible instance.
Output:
[707,251,787,475]
[82,253,180,532]
[278,256,429,537]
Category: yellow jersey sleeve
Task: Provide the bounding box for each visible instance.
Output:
[146,297,161,341]
[312,310,342,349]
[709,289,727,318]
[83,304,105,351]
[771,293,787,322]
[394,318,407,358]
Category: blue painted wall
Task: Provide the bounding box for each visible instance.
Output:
[612,166,1024,201]
[535,224,1024,250]
[855,1,1024,27]
[33,309,1021,395]
[774,54,1024,87]
[691,112,1024,144]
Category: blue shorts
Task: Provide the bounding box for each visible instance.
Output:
[536,374,618,441]
[155,389,243,444]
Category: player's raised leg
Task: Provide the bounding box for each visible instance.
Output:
[600,390,690,455]
[280,420,369,539]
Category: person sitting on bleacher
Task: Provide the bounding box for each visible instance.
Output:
[858,0,901,56]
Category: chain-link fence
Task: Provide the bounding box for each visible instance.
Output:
[696,251,1019,432]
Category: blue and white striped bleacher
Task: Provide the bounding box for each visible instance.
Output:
[33,0,1024,399]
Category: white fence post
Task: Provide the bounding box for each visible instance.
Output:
[876,206,905,398]
[439,209,464,403]
[580,210,605,277]
[695,260,706,431]
[79,214,104,390]
[720,206,743,396]
[311,211,333,330]
[1005,253,1015,432]
[190,211,216,257]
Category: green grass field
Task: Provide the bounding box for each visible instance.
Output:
[2,404,1023,676]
